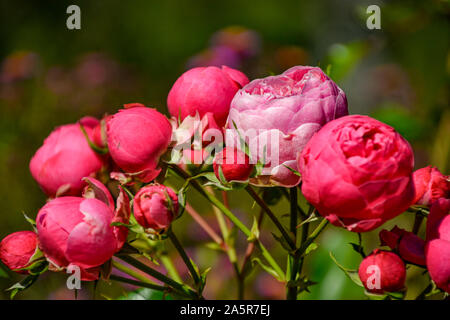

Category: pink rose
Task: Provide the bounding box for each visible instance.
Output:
[167,66,249,128]
[379,226,425,266]
[412,166,449,207]
[299,115,415,232]
[29,117,104,197]
[36,194,128,280]
[213,147,254,182]
[425,198,450,293]
[0,231,38,273]
[227,65,348,187]
[134,185,179,232]
[107,104,172,183]
[358,249,406,294]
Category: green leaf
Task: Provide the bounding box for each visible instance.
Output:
[204,242,225,252]
[6,274,40,299]
[329,252,363,287]
[304,243,318,256]
[252,258,283,282]
[22,213,36,231]
[118,288,173,300]
[247,216,260,242]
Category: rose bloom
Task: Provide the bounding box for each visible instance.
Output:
[358,249,406,294]
[379,226,425,266]
[36,196,127,280]
[299,115,415,232]
[134,185,179,232]
[412,166,449,207]
[425,198,450,293]
[227,65,348,187]
[30,116,104,197]
[167,66,249,128]
[213,147,254,182]
[107,103,172,183]
[0,231,38,273]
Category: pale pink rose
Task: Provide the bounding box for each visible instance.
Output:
[227,65,348,187]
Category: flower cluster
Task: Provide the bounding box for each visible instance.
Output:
[1,64,449,300]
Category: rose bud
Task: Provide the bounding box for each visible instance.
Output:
[167,66,249,128]
[107,104,172,183]
[134,185,179,232]
[213,147,254,182]
[379,226,426,265]
[227,65,348,187]
[425,198,450,293]
[412,166,449,207]
[358,249,406,294]
[299,115,415,232]
[36,197,126,280]
[30,116,104,197]
[0,231,38,273]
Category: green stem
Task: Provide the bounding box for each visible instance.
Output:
[297,218,329,256]
[170,165,285,280]
[246,185,296,251]
[167,228,201,286]
[160,254,183,283]
[115,254,200,299]
[287,187,299,300]
[112,259,155,285]
[110,274,167,292]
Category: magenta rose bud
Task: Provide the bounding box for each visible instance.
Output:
[36,197,125,280]
[167,66,249,128]
[227,65,348,187]
[134,185,179,232]
[358,249,406,294]
[412,166,449,207]
[425,198,450,293]
[107,104,172,183]
[299,115,415,232]
[29,116,104,197]
[0,231,38,273]
[213,147,254,182]
[379,226,426,266]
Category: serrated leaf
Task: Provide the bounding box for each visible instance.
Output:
[329,252,363,287]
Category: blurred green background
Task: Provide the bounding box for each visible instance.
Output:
[0,0,449,299]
